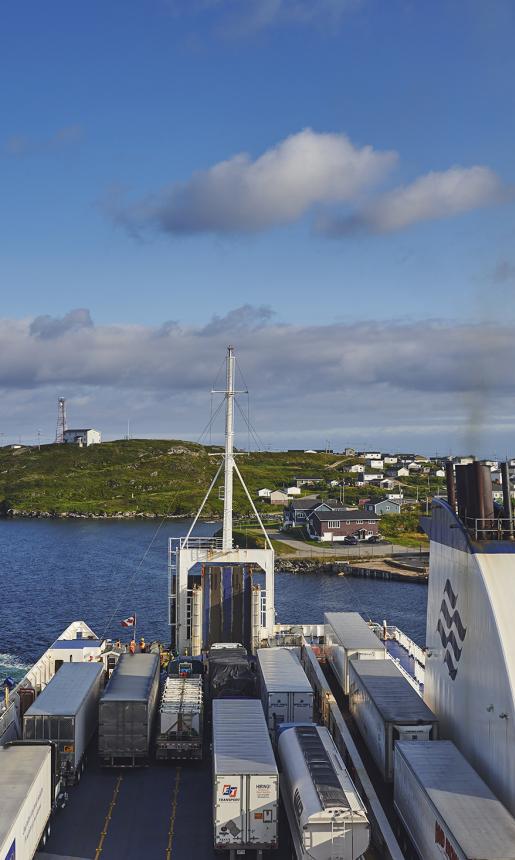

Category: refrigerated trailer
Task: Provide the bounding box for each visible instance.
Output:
[257,648,314,736]
[348,658,438,781]
[99,653,159,766]
[0,744,53,860]
[324,612,385,694]
[23,662,103,784]
[394,741,515,860]
[212,699,279,854]
[278,724,370,860]
[155,675,203,760]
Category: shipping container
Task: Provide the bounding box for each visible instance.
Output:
[23,662,103,783]
[278,724,370,860]
[0,744,53,860]
[99,653,159,766]
[155,675,203,760]
[208,644,257,700]
[324,611,385,694]
[394,741,515,860]
[348,659,438,781]
[257,648,314,736]
[212,699,279,853]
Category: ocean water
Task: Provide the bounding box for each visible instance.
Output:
[0,520,427,682]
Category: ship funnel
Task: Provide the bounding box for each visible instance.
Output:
[501,462,514,539]
[445,461,456,510]
[455,462,494,537]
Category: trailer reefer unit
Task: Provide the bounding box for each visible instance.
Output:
[278,724,369,860]
[324,612,385,694]
[99,653,159,766]
[394,741,515,860]
[348,659,438,781]
[257,648,314,735]
[0,744,53,859]
[23,662,103,783]
[212,699,279,853]
[155,675,203,760]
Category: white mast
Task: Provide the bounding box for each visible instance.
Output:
[223,345,235,550]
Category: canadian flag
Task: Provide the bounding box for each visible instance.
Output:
[121,615,136,628]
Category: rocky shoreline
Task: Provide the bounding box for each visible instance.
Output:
[2,508,196,520]
[277,557,428,582]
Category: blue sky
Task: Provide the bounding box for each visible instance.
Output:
[1,0,515,453]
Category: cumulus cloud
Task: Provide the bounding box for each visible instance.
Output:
[110,129,396,236]
[169,0,361,35]
[3,306,515,454]
[3,124,83,157]
[319,165,509,236]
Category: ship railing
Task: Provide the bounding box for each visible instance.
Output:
[463,516,515,541]
[300,641,405,860]
[178,536,226,551]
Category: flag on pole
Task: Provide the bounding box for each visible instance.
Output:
[121,614,136,628]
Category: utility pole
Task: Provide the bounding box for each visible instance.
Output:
[37,430,41,451]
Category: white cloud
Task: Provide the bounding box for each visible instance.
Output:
[110,128,397,236]
[168,0,361,35]
[319,165,509,235]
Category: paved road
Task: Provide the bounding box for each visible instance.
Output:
[269,532,425,559]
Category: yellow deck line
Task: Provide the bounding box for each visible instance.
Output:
[165,767,182,859]
[94,775,123,860]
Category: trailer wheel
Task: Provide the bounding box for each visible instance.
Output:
[76,766,81,784]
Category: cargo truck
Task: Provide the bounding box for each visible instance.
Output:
[99,652,159,766]
[23,662,104,784]
[212,698,279,853]
[348,658,438,781]
[155,675,203,760]
[278,724,370,860]
[257,647,314,737]
[394,741,515,860]
[324,611,385,695]
[0,744,54,859]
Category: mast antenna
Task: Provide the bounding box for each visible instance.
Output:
[55,397,67,444]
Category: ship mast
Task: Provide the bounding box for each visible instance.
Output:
[222,345,235,551]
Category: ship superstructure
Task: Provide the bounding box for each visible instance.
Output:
[423,461,515,816]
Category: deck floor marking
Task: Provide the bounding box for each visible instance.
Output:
[165,767,182,859]
[94,775,123,860]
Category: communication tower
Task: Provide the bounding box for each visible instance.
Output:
[55,397,67,444]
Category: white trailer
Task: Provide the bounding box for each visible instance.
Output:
[348,659,438,781]
[212,699,279,853]
[394,741,515,860]
[0,745,53,859]
[257,648,314,736]
[23,662,104,784]
[155,675,203,760]
[278,724,369,860]
[325,612,385,694]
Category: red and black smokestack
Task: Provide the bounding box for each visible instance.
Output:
[445,461,456,511]
[501,461,513,539]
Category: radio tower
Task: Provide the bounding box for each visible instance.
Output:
[55,397,67,443]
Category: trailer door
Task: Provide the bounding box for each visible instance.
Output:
[292,691,313,723]
[248,775,278,847]
[215,774,244,849]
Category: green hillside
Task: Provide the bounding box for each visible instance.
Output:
[0,440,347,518]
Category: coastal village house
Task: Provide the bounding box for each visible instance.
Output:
[269,490,290,505]
[307,509,379,542]
[283,497,335,527]
[365,497,402,515]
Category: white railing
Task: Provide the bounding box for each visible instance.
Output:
[179,536,225,550]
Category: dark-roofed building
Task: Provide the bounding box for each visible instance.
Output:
[283,496,331,527]
[307,509,379,542]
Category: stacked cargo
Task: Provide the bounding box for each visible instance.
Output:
[394,741,515,860]
[324,611,385,694]
[212,699,279,853]
[0,745,53,859]
[208,644,257,699]
[278,724,370,860]
[155,675,203,760]
[257,648,314,737]
[99,653,159,766]
[23,662,104,784]
[348,658,438,781]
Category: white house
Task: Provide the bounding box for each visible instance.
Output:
[362,452,382,460]
[269,490,289,505]
[383,456,398,464]
[257,488,271,498]
[407,462,421,471]
[367,460,384,470]
[349,464,365,473]
[63,428,101,447]
[435,469,445,478]
[285,486,301,496]
[396,467,410,477]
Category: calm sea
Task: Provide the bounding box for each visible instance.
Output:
[0,519,427,681]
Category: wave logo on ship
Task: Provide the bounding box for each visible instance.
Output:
[222,785,238,798]
[436,579,467,681]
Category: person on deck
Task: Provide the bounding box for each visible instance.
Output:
[139,637,146,653]
[129,639,136,655]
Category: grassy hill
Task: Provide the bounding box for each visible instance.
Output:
[0,440,347,518]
